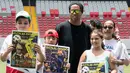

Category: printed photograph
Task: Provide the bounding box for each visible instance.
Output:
[11,30,38,68]
[44,44,70,73]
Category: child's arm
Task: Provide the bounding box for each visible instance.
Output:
[113,43,129,66]
[0,44,14,62]
[77,50,87,73]
[34,44,45,63]
[36,61,43,71]
[109,54,117,73]
[122,43,130,66]
[66,63,70,69]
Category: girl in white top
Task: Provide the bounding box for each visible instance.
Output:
[77,29,117,73]
[103,20,129,73]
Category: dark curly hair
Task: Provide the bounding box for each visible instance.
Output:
[90,20,103,29]
[69,2,84,13]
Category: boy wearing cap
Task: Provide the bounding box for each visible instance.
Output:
[44,29,59,45]
[37,29,58,73]
[37,29,70,73]
[0,10,45,73]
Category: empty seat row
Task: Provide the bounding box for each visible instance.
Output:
[0,0,24,16]
[36,0,129,18]
[37,15,130,38]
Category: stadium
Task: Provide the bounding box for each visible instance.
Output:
[0,0,130,73]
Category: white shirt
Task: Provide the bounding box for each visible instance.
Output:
[103,39,125,59]
[103,39,126,73]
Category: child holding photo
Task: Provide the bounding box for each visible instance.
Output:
[77,30,117,73]
[37,29,70,73]
[0,11,45,73]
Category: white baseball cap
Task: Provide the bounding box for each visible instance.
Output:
[15,10,31,21]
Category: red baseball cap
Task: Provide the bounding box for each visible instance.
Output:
[43,29,59,38]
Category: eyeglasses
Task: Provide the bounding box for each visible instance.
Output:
[103,26,113,29]
[70,10,80,14]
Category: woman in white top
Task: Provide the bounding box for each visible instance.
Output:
[77,29,117,73]
[103,20,129,73]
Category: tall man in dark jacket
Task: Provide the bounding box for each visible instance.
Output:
[56,2,92,73]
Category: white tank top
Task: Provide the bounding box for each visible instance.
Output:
[85,50,110,62]
[85,50,111,73]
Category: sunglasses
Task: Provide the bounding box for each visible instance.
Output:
[70,10,80,14]
[103,26,113,29]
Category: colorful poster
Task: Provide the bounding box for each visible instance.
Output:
[11,30,38,68]
[81,61,109,73]
[44,44,70,73]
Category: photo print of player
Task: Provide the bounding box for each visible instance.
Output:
[11,30,38,68]
[43,44,70,73]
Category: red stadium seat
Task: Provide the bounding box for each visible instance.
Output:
[10,6,15,9]
[0,16,2,20]
[90,12,99,18]
[11,10,16,16]
[103,12,107,18]
[84,3,88,6]
[50,9,55,17]
[41,11,46,17]
[120,10,125,12]
[111,7,116,11]
[1,8,6,11]
[107,12,112,18]
[103,12,112,18]
[3,17,7,22]
[54,9,59,17]
[116,12,121,17]
[126,12,130,18]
